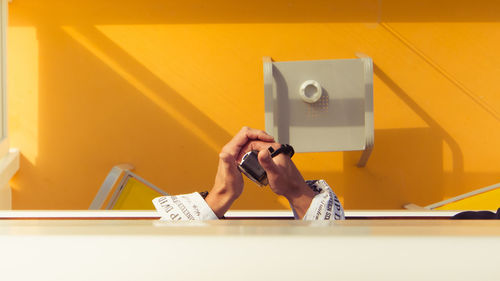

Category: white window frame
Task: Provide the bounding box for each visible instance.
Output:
[0,0,20,210]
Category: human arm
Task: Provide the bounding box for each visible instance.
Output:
[204,127,274,218]
[255,145,316,219]
[153,126,274,221]
[249,142,344,220]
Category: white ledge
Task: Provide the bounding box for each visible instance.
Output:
[0,209,463,219]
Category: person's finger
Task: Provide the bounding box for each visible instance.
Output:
[230,127,273,146]
[237,141,280,162]
[224,127,274,157]
[258,148,279,174]
[252,141,281,152]
[219,152,238,173]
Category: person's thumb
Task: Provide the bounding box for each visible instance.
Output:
[258,149,278,174]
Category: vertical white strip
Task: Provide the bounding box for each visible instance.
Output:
[0,0,8,159]
[263,57,275,137]
[0,0,5,140]
[0,1,20,210]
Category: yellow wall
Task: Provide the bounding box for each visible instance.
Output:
[436,188,500,211]
[7,0,500,210]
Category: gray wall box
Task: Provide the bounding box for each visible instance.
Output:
[263,57,373,167]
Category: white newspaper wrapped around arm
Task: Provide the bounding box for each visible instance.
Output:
[152,192,218,221]
[301,180,345,220]
[152,180,344,221]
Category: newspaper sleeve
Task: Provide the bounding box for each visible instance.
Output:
[152,192,218,221]
[302,180,345,220]
[152,180,345,221]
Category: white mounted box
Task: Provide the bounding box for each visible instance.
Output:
[263,57,373,166]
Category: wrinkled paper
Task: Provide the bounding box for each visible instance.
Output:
[302,180,345,220]
[152,192,218,221]
[153,180,344,221]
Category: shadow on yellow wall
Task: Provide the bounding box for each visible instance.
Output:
[8,0,500,209]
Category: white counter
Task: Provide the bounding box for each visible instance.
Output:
[0,209,462,219]
[0,211,498,281]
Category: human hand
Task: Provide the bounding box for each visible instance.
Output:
[253,143,316,219]
[205,127,274,217]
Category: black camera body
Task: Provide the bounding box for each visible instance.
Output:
[238,150,268,186]
[238,144,294,186]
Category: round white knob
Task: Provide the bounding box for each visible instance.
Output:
[299,80,322,104]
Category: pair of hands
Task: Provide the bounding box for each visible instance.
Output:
[204,127,316,219]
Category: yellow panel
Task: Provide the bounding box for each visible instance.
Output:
[7,0,500,210]
[112,178,164,210]
[436,188,500,211]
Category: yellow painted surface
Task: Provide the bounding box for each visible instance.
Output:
[112,178,162,210]
[435,188,500,211]
[7,0,500,210]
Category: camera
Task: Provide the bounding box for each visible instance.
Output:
[238,150,268,186]
[238,144,295,186]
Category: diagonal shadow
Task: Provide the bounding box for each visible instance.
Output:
[380,22,500,122]
[373,64,464,174]
[338,64,468,209]
[63,25,231,152]
[339,65,466,208]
